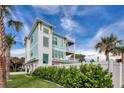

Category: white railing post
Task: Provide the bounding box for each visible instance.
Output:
[119,62,122,87]
[109,60,113,73]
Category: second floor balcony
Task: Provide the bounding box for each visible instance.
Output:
[66,48,75,54]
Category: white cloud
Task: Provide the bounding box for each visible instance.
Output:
[60,17,84,41]
[33,5,60,15]
[82,19,124,56]
[76,49,97,56]
[92,19,124,43]
[11,48,25,58]
[8,8,31,44]
[61,18,80,33]
[61,6,78,18]
[59,6,107,42]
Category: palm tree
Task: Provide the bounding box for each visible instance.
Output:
[0,5,14,88]
[5,34,16,80]
[6,20,23,80]
[95,34,121,71]
[0,5,23,87]
[8,20,23,32]
[113,45,124,64]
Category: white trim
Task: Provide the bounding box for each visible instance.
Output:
[119,62,122,87]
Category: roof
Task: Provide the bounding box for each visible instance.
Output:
[36,18,55,28]
[53,32,66,39]
[53,32,75,44]
[28,18,55,38]
[25,18,75,44]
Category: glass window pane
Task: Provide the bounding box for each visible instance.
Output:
[53,36,57,45]
[43,54,48,64]
[43,27,49,34]
[43,36,49,47]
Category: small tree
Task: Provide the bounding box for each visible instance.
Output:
[90,59,95,63]
[71,54,85,62]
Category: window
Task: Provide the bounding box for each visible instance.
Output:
[58,51,61,59]
[60,52,64,59]
[31,50,33,57]
[53,37,57,45]
[52,49,54,58]
[55,50,57,58]
[43,27,49,34]
[43,36,49,47]
[61,39,64,47]
[43,54,49,64]
[31,36,33,43]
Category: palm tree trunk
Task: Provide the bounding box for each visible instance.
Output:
[122,52,124,64]
[6,48,10,80]
[0,16,7,87]
[106,53,110,72]
[106,53,109,62]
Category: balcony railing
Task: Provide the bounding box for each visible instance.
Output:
[66,48,74,53]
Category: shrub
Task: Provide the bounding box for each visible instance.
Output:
[122,85,124,88]
[33,64,113,88]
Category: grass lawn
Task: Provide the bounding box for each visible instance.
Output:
[7,74,62,88]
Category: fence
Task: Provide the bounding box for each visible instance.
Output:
[53,61,124,88]
[122,64,124,87]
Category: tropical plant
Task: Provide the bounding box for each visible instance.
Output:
[6,20,23,80]
[0,5,23,87]
[71,54,85,62]
[5,34,16,48]
[33,64,113,88]
[0,5,14,88]
[112,44,124,64]
[5,34,16,79]
[8,19,23,32]
[90,59,95,63]
[95,34,121,71]
[10,57,25,72]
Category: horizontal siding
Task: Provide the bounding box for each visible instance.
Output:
[30,26,38,60]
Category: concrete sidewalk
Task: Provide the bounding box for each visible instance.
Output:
[10,72,26,75]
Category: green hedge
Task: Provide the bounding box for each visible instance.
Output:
[33,64,113,88]
[122,85,124,88]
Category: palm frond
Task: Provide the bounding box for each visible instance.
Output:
[5,34,16,48]
[8,19,23,32]
[1,5,15,17]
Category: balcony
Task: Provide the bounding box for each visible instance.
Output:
[65,38,74,46]
[52,58,79,65]
[66,48,74,55]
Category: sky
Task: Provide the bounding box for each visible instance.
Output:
[4,5,124,57]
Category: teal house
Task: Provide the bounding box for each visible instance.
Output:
[24,18,76,72]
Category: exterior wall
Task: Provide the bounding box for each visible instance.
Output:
[112,63,121,88]
[30,26,38,60]
[25,19,75,72]
[25,39,30,62]
[25,61,38,73]
[38,23,53,66]
[122,64,124,86]
[52,34,66,60]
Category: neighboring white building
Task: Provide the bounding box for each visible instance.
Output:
[85,52,121,63]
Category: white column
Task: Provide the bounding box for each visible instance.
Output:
[119,62,122,87]
[109,60,113,73]
[38,23,42,66]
